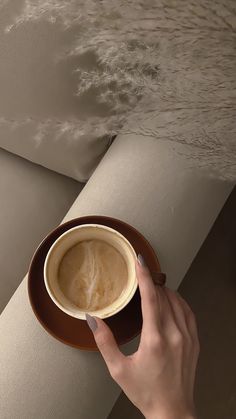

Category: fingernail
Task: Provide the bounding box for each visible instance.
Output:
[152,272,167,286]
[86,313,97,332]
[138,253,146,267]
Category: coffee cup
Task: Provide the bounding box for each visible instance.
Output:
[44,224,138,320]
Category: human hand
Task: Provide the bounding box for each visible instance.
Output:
[86,254,200,419]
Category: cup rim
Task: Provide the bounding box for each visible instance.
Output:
[43,223,138,319]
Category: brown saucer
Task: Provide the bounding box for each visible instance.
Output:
[28,215,161,351]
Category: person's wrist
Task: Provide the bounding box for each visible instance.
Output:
[147,415,196,419]
[145,408,197,419]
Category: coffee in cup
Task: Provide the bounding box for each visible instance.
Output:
[57,239,128,311]
[44,224,138,319]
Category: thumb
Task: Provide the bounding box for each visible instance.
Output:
[86,314,126,375]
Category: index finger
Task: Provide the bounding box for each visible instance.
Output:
[135,257,161,333]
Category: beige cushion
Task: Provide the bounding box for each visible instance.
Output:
[1,0,235,184]
[0,134,232,419]
[0,148,82,313]
[1,1,235,183]
[0,2,112,182]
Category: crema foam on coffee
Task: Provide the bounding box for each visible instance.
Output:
[57,239,128,311]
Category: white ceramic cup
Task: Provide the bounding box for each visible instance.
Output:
[44,224,138,320]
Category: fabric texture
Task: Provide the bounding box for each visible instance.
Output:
[0,132,232,419]
[0,0,235,181]
[0,148,82,313]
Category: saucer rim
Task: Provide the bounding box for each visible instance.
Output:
[28,215,160,351]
